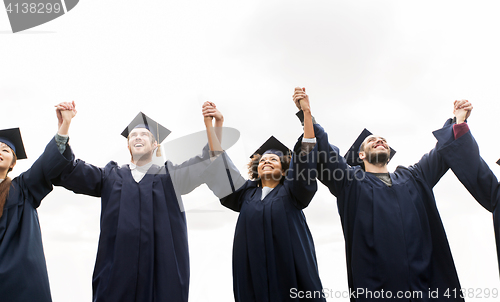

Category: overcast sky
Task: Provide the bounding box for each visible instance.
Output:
[2,1,500,301]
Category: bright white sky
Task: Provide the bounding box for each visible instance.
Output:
[2,1,500,301]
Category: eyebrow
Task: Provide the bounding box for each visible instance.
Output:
[260,155,279,160]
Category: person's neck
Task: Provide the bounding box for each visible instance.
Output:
[131,156,153,167]
[0,169,8,180]
[364,161,389,173]
[261,178,280,188]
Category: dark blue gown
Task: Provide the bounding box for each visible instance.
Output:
[305,122,463,301]
[203,145,326,302]
[437,125,500,275]
[54,147,211,302]
[0,138,73,302]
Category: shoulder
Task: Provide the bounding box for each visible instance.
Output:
[393,165,417,182]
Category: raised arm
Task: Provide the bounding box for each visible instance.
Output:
[436,101,498,211]
[285,87,318,208]
[166,102,227,197]
[411,100,473,188]
[19,102,76,206]
[292,88,351,197]
[202,101,224,154]
[199,102,246,206]
[51,102,107,197]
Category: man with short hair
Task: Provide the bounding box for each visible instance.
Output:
[55,110,223,302]
[293,87,472,301]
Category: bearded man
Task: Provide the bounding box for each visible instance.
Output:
[293,87,472,302]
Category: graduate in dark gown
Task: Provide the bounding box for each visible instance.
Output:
[292,88,473,301]
[54,111,220,302]
[0,103,75,302]
[200,99,326,302]
[437,100,500,275]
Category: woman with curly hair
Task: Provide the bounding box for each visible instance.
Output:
[201,93,325,302]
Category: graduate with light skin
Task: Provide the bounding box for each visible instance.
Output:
[293,87,473,302]
[0,102,75,302]
[53,105,223,302]
[200,98,326,302]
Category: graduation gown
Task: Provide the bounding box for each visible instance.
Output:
[307,122,463,301]
[0,138,73,302]
[54,146,211,302]
[437,124,500,274]
[201,146,326,302]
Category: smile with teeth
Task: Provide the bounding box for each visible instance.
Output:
[134,143,144,147]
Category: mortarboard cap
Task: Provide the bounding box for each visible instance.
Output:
[121,112,171,144]
[496,159,500,166]
[0,128,27,160]
[250,136,291,159]
[344,128,396,166]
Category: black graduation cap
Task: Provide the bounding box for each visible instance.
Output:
[0,128,27,159]
[121,112,171,144]
[250,136,291,158]
[496,159,500,166]
[344,128,396,166]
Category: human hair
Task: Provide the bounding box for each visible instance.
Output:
[0,177,12,219]
[247,153,291,185]
[0,149,15,219]
[8,151,17,173]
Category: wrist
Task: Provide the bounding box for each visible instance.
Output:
[455,117,466,124]
[215,120,223,128]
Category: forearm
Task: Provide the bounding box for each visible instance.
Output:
[214,118,224,143]
[58,119,71,136]
[303,109,315,139]
[204,119,223,154]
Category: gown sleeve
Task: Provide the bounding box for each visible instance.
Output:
[53,155,106,198]
[286,137,319,209]
[295,123,351,197]
[407,119,455,188]
[166,144,214,196]
[200,151,248,212]
[436,125,499,212]
[19,136,74,207]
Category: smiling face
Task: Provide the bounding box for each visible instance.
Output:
[257,153,285,181]
[0,142,16,175]
[359,135,391,165]
[127,128,158,161]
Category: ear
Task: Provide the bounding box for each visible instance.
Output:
[358,151,366,160]
[9,161,16,170]
[153,141,158,149]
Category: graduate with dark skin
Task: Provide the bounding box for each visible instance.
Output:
[293,87,472,301]
[201,98,327,302]
[0,102,75,302]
